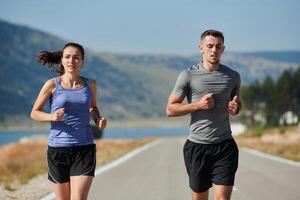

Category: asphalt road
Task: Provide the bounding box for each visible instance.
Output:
[88,137,300,200]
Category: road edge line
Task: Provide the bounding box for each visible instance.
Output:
[241,147,300,168]
[40,139,163,200]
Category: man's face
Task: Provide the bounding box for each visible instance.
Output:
[199,35,225,65]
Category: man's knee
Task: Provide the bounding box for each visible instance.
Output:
[192,190,209,200]
[213,185,233,200]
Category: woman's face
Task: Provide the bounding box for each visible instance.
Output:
[61,46,84,74]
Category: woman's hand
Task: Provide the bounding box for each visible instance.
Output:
[52,108,65,121]
[97,117,107,129]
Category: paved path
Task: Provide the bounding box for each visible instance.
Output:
[234,147,300,200]
[89,137,190,200]
[89,137,300,200]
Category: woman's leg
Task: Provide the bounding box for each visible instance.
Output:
[52,182,71,200]
[70,176,93,200]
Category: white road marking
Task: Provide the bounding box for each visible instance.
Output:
[241,147,300,168]
[40,139,163,200]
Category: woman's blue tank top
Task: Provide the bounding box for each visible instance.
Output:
[48,77,94,147]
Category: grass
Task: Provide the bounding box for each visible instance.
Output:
[235,125,300,162]
[236,139,300,162]
[0,137,156,191]
[0,143,47,190]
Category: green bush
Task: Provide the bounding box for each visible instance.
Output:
[252,125,266,137]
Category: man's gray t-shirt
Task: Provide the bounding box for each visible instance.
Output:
[172,62,241,144]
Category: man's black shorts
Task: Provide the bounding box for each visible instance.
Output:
[183,138,239,192]
[47,144,96,183]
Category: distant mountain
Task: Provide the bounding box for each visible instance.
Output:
[0,20,63,116]
[0,20,177,120]
[221,53,299,83]
[0,20,299,121]
[240,51,300,64]
[102,52,299,86]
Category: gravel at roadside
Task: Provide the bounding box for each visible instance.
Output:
[0,174,52,200]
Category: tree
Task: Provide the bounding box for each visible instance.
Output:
[291,67,300,122]
[240,80,263,126]
[276,69,293,125]
[241,67,300,127]
[262,76,278,126]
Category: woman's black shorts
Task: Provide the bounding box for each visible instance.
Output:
[183,139,239,192]
[47,144,96,183]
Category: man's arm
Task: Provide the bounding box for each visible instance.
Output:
[227,71,242,115]
[166,93,215,117]
[227,95,241,115]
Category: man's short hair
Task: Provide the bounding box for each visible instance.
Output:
[201,29,224,43]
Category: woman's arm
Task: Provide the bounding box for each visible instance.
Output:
[31,79,64,121]
[89,79,107,129]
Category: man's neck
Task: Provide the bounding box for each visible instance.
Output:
[201,61,220,71]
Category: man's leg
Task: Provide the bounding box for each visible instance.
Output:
[192,190,209,200]
[184,140,213,200]
[211,139,238,200]
[213,185,233,200]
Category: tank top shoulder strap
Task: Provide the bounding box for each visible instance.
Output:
[81,77,89,87]
[53,77,61,88]
[51,77,62,97]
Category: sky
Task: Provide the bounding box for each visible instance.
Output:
[0,0,299,55]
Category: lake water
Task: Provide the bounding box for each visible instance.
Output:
[0,123,245,146]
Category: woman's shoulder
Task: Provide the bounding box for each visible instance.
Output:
[44,78,57,87]
[79,76,94,84]
[42,78,58,92]
[82,77,96,91]
[84,78,96,85]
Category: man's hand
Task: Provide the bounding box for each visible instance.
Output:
[227,96,241,115]
[197,93,215,110]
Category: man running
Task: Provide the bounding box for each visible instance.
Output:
[166,29,241,200]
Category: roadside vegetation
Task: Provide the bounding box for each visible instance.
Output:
[236,125,300,162]
[240,67,300,127]
[237,67,300,162]
[0,137,156,191]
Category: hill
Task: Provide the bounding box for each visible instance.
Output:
[0,20,178,121]
[240,51,300,64]
[0,20,299,123]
